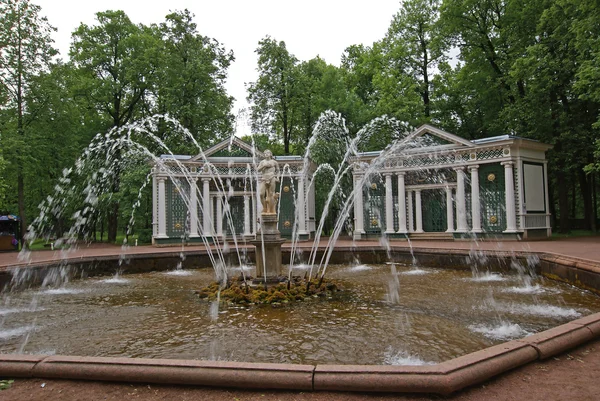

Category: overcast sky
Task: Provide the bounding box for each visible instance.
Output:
[36,0,401,133]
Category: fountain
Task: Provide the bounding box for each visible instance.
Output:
[1,112,600,394]
[250,149,286,284]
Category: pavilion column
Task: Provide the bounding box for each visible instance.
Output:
[454,167,468,232]
[216,197,223,236]
[415,189,424,233]
[202,178,211,236]
[353,175,365,239]
[384,174,395,234]
[252,197,257,234]
[156,177,167,238]
[470,165,482,233]
[297,177,307,235]
[243,195,251,236]
[445,185,455,233]
[396,173,407,234]
[189,177,199,238]
[407,190,414,232]
[502,161,518,232]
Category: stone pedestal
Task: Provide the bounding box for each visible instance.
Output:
[251,213,286,282]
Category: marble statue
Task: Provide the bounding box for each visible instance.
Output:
[257,149,280,214]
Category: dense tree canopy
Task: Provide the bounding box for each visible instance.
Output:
[0,0,598,243]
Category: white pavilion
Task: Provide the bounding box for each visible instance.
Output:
[151,137,317,245]
[351,124,553,240]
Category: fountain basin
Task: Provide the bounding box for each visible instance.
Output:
[1,245,600,394]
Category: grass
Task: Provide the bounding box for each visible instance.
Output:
[551,229,599,239]
[0,380,14,391]
[23,231,150,252]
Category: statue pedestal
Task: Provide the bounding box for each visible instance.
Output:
[251,213,286,283]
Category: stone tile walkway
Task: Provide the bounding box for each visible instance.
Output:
[1,236,600,269]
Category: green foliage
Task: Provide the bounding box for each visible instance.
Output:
[0,379,14,390]
[247,36,299,154]
[156,10,235,147]
[0,0,58,236]
[196,277,342,305]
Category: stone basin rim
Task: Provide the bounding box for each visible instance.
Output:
[1,245,600,394]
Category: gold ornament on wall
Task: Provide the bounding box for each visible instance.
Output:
[489,216,498,224]
[371,218,379,227]
[283,186,290,193]
[487,173,496,182]
[284,220,291,228]
[370,183,377,190]
[174,223,182,229]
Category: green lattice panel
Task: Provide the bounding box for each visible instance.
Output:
[166,179,189,237]
[479,164,506,232]
[364,176,384,234]
[278,177,296,236]
[223,196,245,235]
[422,189,447,232]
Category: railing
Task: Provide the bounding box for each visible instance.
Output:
[521,214,551,229]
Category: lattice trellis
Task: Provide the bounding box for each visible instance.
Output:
[422,189,447,232]
[403,154,456,168]
[477,149,504,161]
[166,179,189,237]
[166,165,190,175]
[479,164,506,232]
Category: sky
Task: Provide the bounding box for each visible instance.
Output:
[36,0,401,134]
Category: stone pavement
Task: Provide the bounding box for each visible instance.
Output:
[1,236,600,269]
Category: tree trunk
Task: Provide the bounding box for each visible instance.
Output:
[108,201,119,243]
[571,172,577,219]
[578,169,594,231]
[18,173,26,245]
[593,173,598,233]
[557,170,570,233]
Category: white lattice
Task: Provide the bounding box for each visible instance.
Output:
[477,149,503,160]
[403,154,457,168]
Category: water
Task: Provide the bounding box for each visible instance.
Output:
[1,264,597,365]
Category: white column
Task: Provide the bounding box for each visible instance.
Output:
[244,195,251,236]
[252,197,257,234]
[152,175,157,238]
[470,165,482,233]
[297,177,307,235]
[415,189,424,233]
[384,174,395,234]
[445,185,455,233]
[156,177,167,238]
[216,197,223,236]
[502,161,518,232]
[189,178,199,237]
[397,173,407,234]
[407,190,414,233]
[202,178,211,236]
[455,167,468,232]
[353,175,365,239]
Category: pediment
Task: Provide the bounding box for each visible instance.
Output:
[397,124,474,150]
[190,136,262,161]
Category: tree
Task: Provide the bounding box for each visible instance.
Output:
[507,0,599,232]
[157,9,235,147]
[383,0,447,119]
[247,37,298,155]
[70,10,161,242]
[0,0,57,242]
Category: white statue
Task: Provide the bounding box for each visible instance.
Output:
[257,149,280,214]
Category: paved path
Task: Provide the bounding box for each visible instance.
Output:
[1,236,600,269]
[1,236,600,400]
